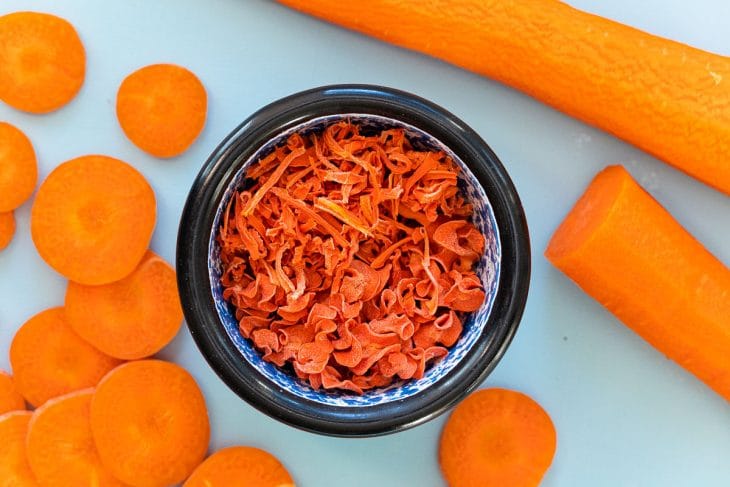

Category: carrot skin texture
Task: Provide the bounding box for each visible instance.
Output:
[546,165,730,401]
[277,0,730,194]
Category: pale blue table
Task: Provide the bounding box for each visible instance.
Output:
[1,1,729,485]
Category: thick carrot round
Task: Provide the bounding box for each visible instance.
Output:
[116,63,207,158]
[26,389,126,487]
[0,211,15,251]
[0,370,25,414]
[0,122,37,211]
[184,446,295,487]
[0,12,85,113]
[90,360,210,487]
[277,0,730,195]
[31,155,156,285]
[9,307,122,407]
[0,411,38,486]
[439,388,556,487]
[546,165,730,401]
[65,251,183,360]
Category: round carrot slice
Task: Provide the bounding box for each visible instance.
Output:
[0,211,15,251]
[65,251,183,360]
[0,12,85,113]
[90,360,210,487]
[439,388,556,487]
[184,446,295,487]
[116,63,207,158]
[0,370,25,414]
[0,122,37,211]
[0,411,38,486]
[31,155,156,285]
[9,307,122,407]
[26,389,126,487]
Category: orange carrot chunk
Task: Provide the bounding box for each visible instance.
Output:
[546,165,730,400]
[26,389,126,487]
[9,307,122,407]
[0,370,25,414]
[30,155,156,285]
[0,211,15,251]
[277,0,730,195]
[183,446,295,487]
[439,388,556,487]
[116,63,207,158]
[90,360,210,487]
[65,251,183,360]
[0,12,85,113]
[0,122,37,211]
[0,411,39,486]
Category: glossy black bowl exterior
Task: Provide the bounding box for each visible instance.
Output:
[177,85,530,437]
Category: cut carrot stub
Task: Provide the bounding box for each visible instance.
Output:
[0,122,37,211]
[0,211,15,251]
[26,389,126,487]
[65,251,183,360]
[546,165,730,401]
[0,370,25,414]
[184,446,295,487]
[9,307,122,407]
[90,360,210,487]
[439,388,556,487]
[116,63,207,158]
[0,411,38,486]
[0,12,85,113]
[31,155,156,285]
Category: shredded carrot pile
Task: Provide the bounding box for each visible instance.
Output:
[218,122,486,394]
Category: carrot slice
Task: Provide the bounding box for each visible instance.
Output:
[90,360,210,487]
[0,211,15,251]
[9,307,122,407]
[0,12,85,113]
[65,251,183,360]
[26,389,126,487]
[116,63,207,158]
[30,155,156,285]
[439,388,556,487]
[0,411,38,486]
[546,165,730,401]
[0,370,25,414]
[183,446,295,487]
[0,122,37,211]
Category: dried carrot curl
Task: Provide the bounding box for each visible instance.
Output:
[218,122,486,393]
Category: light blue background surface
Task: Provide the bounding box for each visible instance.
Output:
[1,1,729,486]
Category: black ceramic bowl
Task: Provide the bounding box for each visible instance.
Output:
[177,85,529,437]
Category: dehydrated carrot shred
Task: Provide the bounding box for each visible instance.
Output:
[218,121,487,393]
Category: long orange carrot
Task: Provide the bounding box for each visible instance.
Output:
[90,360,210,487]
[0,12,85,113]
[26,389,125,487]
[546,165,730,401]
[277,0,730,195]
[439,388,556,487]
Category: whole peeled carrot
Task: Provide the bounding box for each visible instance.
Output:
[277,0,730,195]
[546,165,730,402]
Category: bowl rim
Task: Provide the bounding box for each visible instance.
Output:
[177,84,530,437]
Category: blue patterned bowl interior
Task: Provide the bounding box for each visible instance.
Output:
[208,114,501,407]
